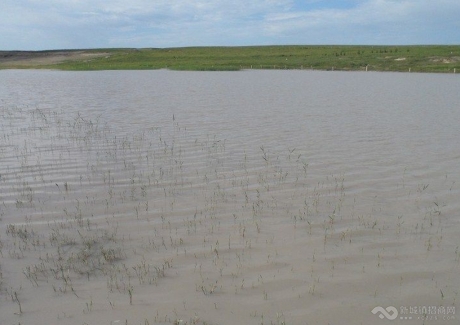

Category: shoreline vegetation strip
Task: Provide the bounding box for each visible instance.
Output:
[1,45,460,72]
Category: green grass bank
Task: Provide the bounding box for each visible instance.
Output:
[1,45,460,72]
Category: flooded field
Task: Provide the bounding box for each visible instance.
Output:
[1,69,460,324]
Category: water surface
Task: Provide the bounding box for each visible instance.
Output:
[1,69,459,324]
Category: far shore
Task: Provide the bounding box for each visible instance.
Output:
[1,45,459,72]
[0,50,110,66]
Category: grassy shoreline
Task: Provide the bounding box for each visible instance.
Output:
[1,45,460,72]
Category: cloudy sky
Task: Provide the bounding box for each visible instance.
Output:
[2,0,459,50]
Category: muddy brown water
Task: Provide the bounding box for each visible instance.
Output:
[1,69,459,324]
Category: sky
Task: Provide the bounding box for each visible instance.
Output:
[1,0,460,50]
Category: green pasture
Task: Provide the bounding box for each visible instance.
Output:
[2,45,460,72]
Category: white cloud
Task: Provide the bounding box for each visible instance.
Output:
[261,0,460,44]
[1,0,459,49]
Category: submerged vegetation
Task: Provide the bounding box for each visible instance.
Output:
[1,45,460,72]
[1,98,459,324]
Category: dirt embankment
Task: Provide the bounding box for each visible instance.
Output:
[0,50,109,67]
[429,56,460,64]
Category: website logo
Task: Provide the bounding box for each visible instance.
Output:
[372,306,399,320]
